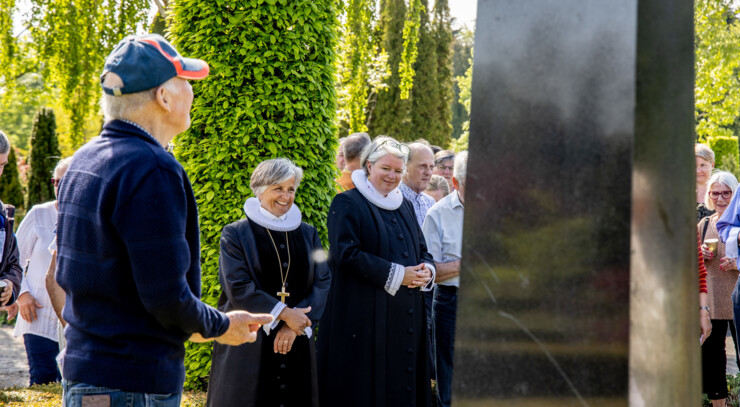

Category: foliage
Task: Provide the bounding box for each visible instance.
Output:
[334,0,390,135]
[29,0,150,150]
[431,0,453,143]
[709,135,739,169]
[449,49,472,152]
[398,0,423,99]
[26,108,60,208]
[0,383,207,406]
[701,374,740,406]
[695,0,740,141]
[170,0,339,389]
[369,0,411,138]
[449,26,473,141]
[0,148,25,210]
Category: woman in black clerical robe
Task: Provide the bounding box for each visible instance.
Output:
[206,158,331,407]
[317,136,436,407]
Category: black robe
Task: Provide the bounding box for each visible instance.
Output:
[206,219,331,407]
[317,189,434,407]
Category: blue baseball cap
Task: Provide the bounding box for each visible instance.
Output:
[101,34,209,96]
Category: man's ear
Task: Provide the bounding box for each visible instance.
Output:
[452,177,460,190]
[154,86,171,113]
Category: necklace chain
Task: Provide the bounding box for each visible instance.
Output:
[265,228,291,290]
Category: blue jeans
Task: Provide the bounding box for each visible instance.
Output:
[433,285,458,407]
[23,334,61,385]
[62,380,182,407]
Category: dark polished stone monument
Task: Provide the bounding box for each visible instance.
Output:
[455,0,696,405]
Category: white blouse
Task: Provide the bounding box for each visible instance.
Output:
[13,201,59,342]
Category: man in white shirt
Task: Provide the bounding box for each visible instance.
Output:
[422,150,467,407]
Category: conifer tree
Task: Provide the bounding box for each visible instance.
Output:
[408,0,443,144]
[432,0,453,142]
[26,108,60,207]
[368,0,410,138]
[0,148,24,210]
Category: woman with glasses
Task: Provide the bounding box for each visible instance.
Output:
[698,170,739,407]
[433,150,455,191]
[317,136,436,407]
[8,157,72,385]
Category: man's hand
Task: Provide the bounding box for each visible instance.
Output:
[17,292,42,322]
[279,306,311,334]
[274,325,298,354]
[0,279,13,306]
[402,264,431,288]
[3,303,17,321]
[215,311,274,346]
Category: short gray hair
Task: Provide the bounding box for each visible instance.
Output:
[705,170,738,211]
[695,143,715,164]
[426,174,450,196]
[361,136,409,176]
[0,130,10,155]
[250,158,304,197]
[101,88,156,122]
[343,132,371,162]
[54,157,74,179]
[407,142,434,164]
[454,151,468,183]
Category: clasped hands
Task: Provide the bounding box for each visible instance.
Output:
[402,263,432,289]
[700,244,738,272]
[275,306,312,355]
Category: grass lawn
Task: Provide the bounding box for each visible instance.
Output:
[0,383,206,406]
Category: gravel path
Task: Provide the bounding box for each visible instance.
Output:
[0,325,29,388]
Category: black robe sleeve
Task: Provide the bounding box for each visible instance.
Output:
[328,193,394,288]
[294,225,331,323]
[218,222,280,314]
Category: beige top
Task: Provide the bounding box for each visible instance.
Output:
[699,215,739,320]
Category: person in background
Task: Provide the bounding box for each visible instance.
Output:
[7,157,72,385]
[697,143,716,222]
[207,158,331,407]
[433,150,455,192]
[698,171,739,407]
[318,136,435,407]
[422,151,467,407]
[425,174,450,202]
[55,34,272,406]
[335,132,370,192]
[335,137,347,173]
[0,130,22,309]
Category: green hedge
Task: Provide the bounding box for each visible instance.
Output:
[708,135,739,171]
[169,0,339,390]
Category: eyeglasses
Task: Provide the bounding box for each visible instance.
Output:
[51,178,61,187]
[377,139,410,156]
[710,190,733,199]
[435,164,454,172]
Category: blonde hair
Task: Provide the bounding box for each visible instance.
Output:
[695,143,715,164]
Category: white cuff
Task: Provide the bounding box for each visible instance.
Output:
[421,263,436,291]
[304,326,313,338]
[384,263,405,296]
[728,227,740,260]
[263,301,287,336]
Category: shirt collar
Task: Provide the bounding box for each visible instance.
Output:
[259,205,289,222]
[399,182,423,201]
[451,191,464,209]
[105,119,164,149]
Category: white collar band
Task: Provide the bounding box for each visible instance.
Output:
[244,197,302,232]
[351,170,403,210]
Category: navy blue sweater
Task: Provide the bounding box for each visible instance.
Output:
[56,120,230,394]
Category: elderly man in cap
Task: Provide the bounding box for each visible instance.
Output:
[55,34,273,406]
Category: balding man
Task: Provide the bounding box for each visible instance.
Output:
[55,34,272,406]
[399,142,436,227]
[335,132,371,192]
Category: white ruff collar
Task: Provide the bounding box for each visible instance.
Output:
[351,170,403,210]
[243,197,302,232]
